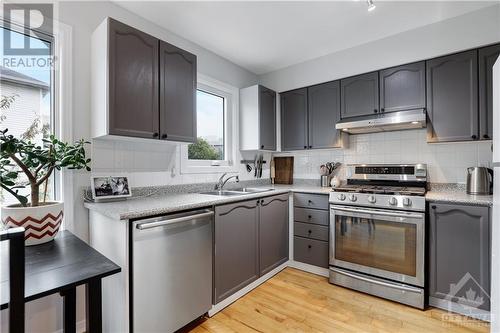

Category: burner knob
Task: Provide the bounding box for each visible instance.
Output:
[337,193,346,201]
[367,195,376,203]
[403,198,412,207]
[388,197,397,206]
[349,194,357,202]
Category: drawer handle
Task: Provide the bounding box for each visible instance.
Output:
[308,245,312,249]
[308,200,313,204]
[308,215,312,219]
[308,230,312,234]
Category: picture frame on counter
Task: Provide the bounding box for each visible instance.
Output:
[91,175,132,201]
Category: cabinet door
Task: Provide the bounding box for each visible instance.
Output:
[479,43,500,141]
[159,41,197,143]
[308,81,342,149]
[340,72,379,118]
[259,194,289,275]
[379,62,426,113]
[214,200,259,303]
[281,88,308,151]
[259,86,277,150]
[429,203,490,311]
[108,18,159,139]
[426,50,479,142]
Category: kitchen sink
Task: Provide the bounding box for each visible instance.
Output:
[233,187,274,193]
[199,190,251,196]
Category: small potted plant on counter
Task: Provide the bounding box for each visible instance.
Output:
[1,129,91,245]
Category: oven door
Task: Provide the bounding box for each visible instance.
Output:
[330,205,424,287]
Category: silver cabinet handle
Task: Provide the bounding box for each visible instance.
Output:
[331,206,423,219]
[330,267,423,294]
[136,211,214,230]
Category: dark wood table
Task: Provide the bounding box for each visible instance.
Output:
[1,230,121,332]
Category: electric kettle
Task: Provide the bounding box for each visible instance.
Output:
[466,167,493,195]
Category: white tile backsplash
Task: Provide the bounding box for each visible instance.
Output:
[274,129,493,184]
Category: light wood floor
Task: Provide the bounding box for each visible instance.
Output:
[187,268,489,333]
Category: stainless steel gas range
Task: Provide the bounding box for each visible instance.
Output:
[329,164,427,309]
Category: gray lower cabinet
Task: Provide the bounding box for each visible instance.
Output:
[340,71,379,118]
[308,81,343,149]
[429,203,490,311]
[379,61,426,113]
[214,194,289,303]
[108,18,160,139]
[214,200,259,303]
[293,193,329,268]
[426,50,479,142]
[479,43,500,141]
[159,41,197,143]
[259,194,289,275]
[281,88,308,151]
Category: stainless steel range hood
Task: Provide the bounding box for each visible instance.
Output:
[335,109,426,134]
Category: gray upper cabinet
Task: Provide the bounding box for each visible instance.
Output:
[159,41,197,143]
[259,194,289,275]
[379,62,426,113]
[240,85,277,151]
[426,50,479,142]
[340,72,379,118]
[214,200,259,303]
[429,203,490,311]
[308,81,342,149]
[479,43,500,141]
[281,88,308,151]
[91,17,197,142]
[107,18,160,139]
[259,86,277,150]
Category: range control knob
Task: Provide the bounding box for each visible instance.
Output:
[337,193,346,201]
[349,194,357,202]
[403,198,412,207]
[367,195,376,203]
[388,197,398,206]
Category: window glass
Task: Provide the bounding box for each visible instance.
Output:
[188,89,225,161]
[0,26,54,205]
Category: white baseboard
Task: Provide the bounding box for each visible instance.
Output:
[288,260,329,277]
[429,297,491,322]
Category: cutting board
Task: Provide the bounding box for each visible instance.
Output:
[273,157,294,184]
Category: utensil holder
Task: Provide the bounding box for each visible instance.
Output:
[320,175,331,187]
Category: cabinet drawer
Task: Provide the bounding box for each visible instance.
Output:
[294,222,329,241]
[294,207,329,226]
[293,236,329,268]
[294,193,329,210]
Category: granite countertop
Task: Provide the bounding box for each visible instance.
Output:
[84,182,332,221]
[425,183,493,207]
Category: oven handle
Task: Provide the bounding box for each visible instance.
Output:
[331,206,423,219]
[330,267,423,294]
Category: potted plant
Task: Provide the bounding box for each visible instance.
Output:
[1,129,91,245]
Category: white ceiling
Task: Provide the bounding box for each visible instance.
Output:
[115,1,498,75]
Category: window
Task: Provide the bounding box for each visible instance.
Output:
[181,75,238,173]
[0,25,55,205]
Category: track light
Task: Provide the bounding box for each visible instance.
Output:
[367,0,376,11]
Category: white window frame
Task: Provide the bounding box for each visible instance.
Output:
[180,74,239,174]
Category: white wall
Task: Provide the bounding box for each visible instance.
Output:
[275,129,493,184]
[259,4,500,92]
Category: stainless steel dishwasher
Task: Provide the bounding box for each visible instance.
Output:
[132,209,213,332]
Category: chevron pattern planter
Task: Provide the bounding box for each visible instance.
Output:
[1,202,64,246]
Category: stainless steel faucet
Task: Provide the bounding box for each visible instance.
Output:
[214,173,239,191]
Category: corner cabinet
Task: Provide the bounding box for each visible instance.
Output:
[426,50,478,142]
[428,203,490,311]
[240,85,277,151]
[340,72,379,118]
[479,44,500,141]
[91,17,197,143]
[214,193,289,303]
